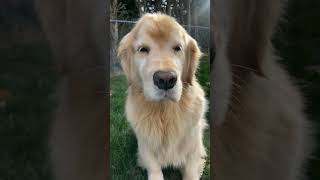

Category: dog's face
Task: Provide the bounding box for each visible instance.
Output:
[118,13,201,102]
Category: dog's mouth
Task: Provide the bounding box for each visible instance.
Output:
[162,90,177,101]
[157,89,180,102]
[142,82,182,102]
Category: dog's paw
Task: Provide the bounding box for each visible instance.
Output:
[148,171,164,180]
[182,175,200,180]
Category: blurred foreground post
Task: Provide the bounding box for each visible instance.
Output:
[34,0,109,179]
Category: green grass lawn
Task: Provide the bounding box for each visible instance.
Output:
[110,56,210,179]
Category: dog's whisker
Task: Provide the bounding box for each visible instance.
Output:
[231,64,259,73]
[230,93,251,115]
[232,82,243,90]
[230,94,242,105]
[231,84,244,97]
[232,73,249,85]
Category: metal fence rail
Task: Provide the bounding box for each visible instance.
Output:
[110,19,210,30]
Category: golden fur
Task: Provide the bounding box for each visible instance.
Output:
[212,0,314,179]
[118,13,208,180]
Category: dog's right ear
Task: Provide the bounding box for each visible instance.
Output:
[182,36,202,85]
[117,33,134,83]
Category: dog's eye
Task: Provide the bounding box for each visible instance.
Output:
[173,45,182,52]
[138,47,150,53]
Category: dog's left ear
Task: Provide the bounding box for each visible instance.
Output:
[182,36,202,85]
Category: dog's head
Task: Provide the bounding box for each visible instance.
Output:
[118,13,202,102]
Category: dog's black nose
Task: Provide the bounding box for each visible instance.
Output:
[153,71,177,90]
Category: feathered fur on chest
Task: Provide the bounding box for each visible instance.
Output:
[125,85,204,149]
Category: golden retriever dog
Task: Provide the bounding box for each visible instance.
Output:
[212,0,314,179]
[118,13,208,180]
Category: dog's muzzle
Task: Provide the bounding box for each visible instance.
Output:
[153,70,177,90]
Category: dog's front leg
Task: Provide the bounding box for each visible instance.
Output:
[181,156,205,180]
[181,144,206,180]
[180,127,206,180]
[138,143,164,180]
[181,158,205,180]
[148,170,164,180]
